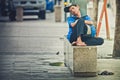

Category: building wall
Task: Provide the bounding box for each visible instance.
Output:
[108,0,116,16]
[70,0,87,16]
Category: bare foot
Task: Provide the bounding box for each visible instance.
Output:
[71,41,77,46]
[76,42,86,46]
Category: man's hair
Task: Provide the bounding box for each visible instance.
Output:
[64,4,77,13]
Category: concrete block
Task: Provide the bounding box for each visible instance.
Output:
[55,5,62,22]
[16,6,23,21]
[64,36,97,77]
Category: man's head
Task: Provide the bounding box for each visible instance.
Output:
[64,4,80,15]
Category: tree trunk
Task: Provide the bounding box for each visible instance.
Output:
[113,0,120,58]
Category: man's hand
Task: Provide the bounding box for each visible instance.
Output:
[71,19,79,27]
[84,20,93,25]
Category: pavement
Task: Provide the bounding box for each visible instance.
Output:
[0,1,120,80]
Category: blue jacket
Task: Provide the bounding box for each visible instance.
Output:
[67,15,96,41]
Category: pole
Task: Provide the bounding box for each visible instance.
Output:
[64,0,67,22]
[96,0,107,36]
[96,0,110,39]
[104,5,110,39]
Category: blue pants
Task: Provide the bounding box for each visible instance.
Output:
[70,18,104,46]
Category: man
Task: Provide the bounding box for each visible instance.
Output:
[64,4,104,46]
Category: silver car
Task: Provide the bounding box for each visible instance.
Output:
[9,0,46,20]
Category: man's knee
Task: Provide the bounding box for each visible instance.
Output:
[97,37,104,45]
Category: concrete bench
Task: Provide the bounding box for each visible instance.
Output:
[64,36,97,77]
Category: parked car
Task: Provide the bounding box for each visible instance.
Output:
[8,0,46,21]
[46,0,54,12]
[0,0,9,16]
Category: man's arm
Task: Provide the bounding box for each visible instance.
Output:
[70,20,78,27]
[84,20,93,25]
[71,19,93,27]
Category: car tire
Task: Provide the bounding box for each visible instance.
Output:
[38,10,46,19]
[9,11,16,21]
[51,9,54,12]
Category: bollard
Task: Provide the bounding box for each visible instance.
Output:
[55,5,62,22]
[16,6,23,21]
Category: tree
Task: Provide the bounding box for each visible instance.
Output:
[113,0,120,58]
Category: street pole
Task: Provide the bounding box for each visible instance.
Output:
[96,0,110,39]
[64,0,67,22]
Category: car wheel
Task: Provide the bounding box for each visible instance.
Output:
[9,12,16,21]
[38,10,46,19]
[51,9,54,12]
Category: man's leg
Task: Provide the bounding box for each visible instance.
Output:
[70,19,87,45]
[82,37,104,46]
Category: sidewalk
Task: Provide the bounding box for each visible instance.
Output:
[0,2,120,80]
[0,20,119,80]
